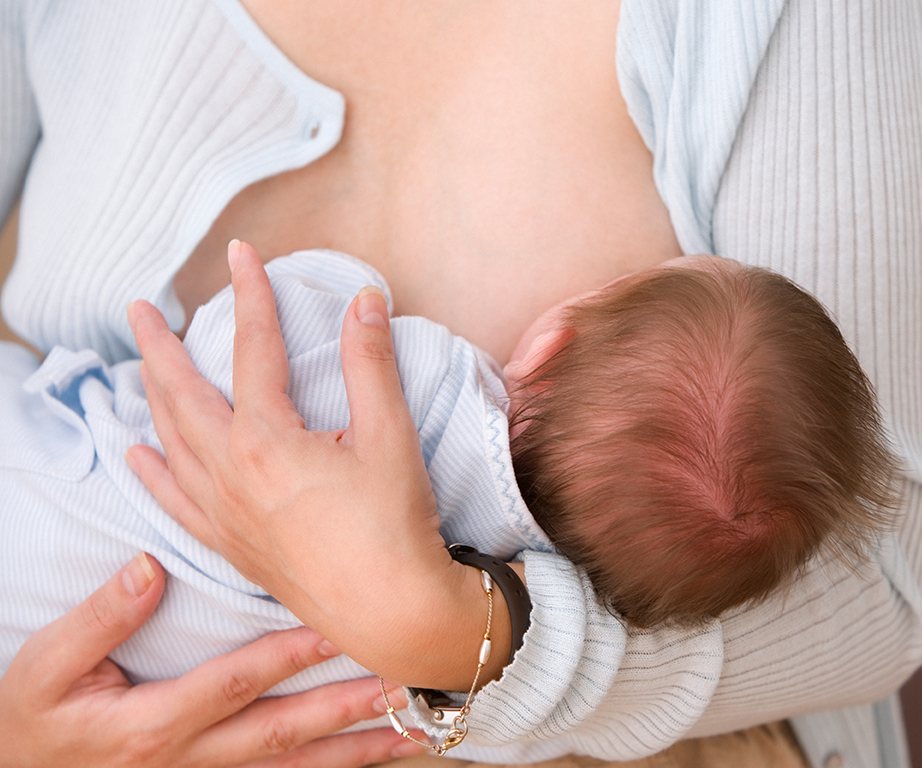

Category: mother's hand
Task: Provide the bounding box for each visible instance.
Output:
[0,553,422,768]
[126,241,487,688]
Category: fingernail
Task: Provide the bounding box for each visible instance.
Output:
[372,693,390,715]
[124,449,139,475]
[373,682,407,713]
[385,683,408,706]
[317,639,341,657]
[126,301,138,327]
[121,553,156,597]
[227,239,242,273]
[356,286,388,328]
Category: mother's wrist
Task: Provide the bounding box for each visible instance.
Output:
[284,545,530,693]
[351,550,527,692]
[399,548,529,692]
[446,546,531,667]
[393,550,531,755]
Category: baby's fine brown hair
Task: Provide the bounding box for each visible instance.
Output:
[510,259,900,629]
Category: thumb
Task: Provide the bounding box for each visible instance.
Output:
[339,286,416,452]
[26,553,166,697]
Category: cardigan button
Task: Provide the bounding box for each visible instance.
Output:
[824,754,844,768]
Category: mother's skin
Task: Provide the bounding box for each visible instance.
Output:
[175,0,682,365]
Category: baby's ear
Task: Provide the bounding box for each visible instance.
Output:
[503,327,572,385]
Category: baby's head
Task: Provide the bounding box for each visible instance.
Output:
[507,256,899,628]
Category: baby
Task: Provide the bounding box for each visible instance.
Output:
[0,248,897,709]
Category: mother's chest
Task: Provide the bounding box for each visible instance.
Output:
[192,0,679,361]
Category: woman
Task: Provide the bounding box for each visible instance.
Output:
[2,0,920,764]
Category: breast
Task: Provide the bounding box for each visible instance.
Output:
[179,0,682,364]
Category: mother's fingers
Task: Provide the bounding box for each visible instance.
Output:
[139,363,215,505]
[151,627,329,740]
[128,299,233,466]
[191,677,417,765]
[125,443,218,549]
[129,298,235,537]
[249,727,428,767]
[22,553,165,699]
[227,240,294,419]
[338,287,418,457]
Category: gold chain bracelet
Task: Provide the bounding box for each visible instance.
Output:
[379,568,494,756]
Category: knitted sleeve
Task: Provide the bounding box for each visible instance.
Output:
[707,0,922,733]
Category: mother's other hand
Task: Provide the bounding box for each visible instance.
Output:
[0,553,420,768]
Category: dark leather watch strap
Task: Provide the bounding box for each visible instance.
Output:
[448,544,531,664]
[407,545,533,723]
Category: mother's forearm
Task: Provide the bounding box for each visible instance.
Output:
[458,526,922,759]
[697,480,922,735]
